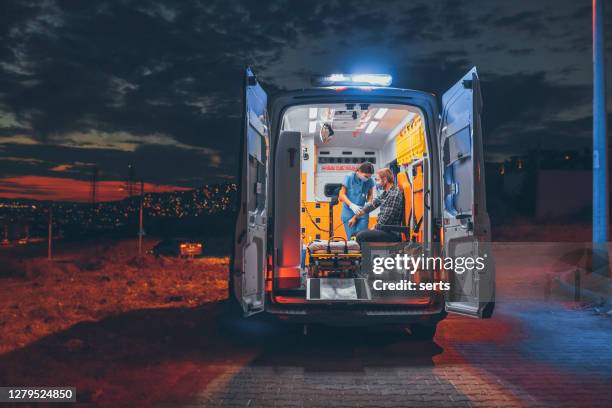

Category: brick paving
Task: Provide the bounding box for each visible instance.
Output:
[167,244,612,407]
[170,300,611,408]
[1,244,611,407]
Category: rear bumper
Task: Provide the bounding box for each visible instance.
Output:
[264,302,447,326]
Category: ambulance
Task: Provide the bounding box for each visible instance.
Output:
[230,67,495,338]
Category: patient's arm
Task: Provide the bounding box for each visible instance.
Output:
[360,194,382,215]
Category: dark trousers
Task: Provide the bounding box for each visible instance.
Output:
[356,228,401,244]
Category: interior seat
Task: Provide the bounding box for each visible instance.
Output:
[396,172,413,241]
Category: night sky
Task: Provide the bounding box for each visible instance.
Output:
[0,0,610,201]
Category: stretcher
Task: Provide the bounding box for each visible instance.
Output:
[307,237,361,278]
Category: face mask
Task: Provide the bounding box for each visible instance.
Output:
[357,173,368,182]
[375,181,384,191]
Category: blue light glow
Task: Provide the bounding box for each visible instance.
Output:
[315,73,393,87]
[350,74,392,86]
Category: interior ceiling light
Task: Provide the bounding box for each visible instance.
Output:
[374,108,388,120]
[309,121,317,134]
[309,107,318,120]
[365,121,379,134]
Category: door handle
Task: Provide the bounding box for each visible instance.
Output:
[288,147,297,167]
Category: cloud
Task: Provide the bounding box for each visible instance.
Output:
[48,160,93,174]
[137,2,179,23]
[479,71,592,160]
[108,76,139,108]
[507,48,534,56]
[49,129,218,153]
[1,156,45,164]
[0,0,600,201]
[0,134,38,145]
[0,139,234,191]
[493,11,545,34]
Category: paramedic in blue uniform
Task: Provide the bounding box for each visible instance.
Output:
[339,162,375,239]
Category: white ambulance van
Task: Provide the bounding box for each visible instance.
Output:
[231,67,495,338]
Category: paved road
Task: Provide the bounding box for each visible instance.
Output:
[1,243,611,407]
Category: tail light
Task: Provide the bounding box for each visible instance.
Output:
[265,254,273,293]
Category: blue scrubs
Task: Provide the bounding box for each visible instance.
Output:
[341,173,374,239]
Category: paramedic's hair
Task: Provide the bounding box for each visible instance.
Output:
[357,161,375,175]
[377,168,394,185]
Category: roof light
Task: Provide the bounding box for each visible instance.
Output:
[365,121,379,134]
[308,121,317,134]
[328,74,350,82]
[309,108,318,120]
[351,74,392,87]
[313,73,393,87]
[374,108,388,120]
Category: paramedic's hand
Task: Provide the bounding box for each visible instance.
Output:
[349,203,361,214]
[348,216,357,228]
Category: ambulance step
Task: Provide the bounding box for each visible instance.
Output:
[306,278,371,301]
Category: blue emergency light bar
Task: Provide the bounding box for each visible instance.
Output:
[313,73,393,87]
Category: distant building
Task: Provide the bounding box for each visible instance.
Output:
[485,148,601,223]
[535,170,591,221]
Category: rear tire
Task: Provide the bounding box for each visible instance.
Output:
[410,323,437,340]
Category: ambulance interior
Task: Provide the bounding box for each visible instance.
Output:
[277,103,431,301]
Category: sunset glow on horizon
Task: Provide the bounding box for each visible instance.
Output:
[0,175,192,203]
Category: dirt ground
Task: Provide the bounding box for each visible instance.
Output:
[0,238,228,354]
[0,223,598,354]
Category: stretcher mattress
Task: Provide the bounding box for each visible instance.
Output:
[307,238,362,278]
[307,238,361,254]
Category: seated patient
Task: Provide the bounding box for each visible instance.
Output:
[350,168,404,243]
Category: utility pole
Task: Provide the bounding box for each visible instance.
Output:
[138,180,144,256]
[47,205,53,260]
[592,0,609,277]
[126,164,135,198]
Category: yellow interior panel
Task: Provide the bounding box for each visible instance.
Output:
[396,115,425,166]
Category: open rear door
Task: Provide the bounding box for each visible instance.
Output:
[232,67,269,316]
[440,67,495,318]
